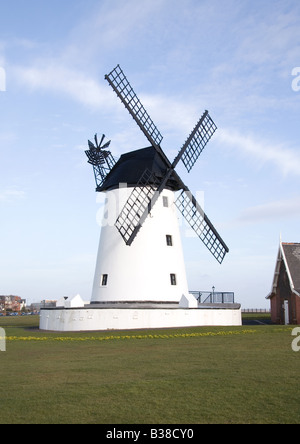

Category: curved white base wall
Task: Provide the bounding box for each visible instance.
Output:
[40,306,242,332]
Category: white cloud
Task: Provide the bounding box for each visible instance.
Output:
[14,63,111,109]
[67,0,166,55]
[142,93,199,134]
[10,0,167,111]
[239,195,300,223]
[235,7,300,69]
[217,128,300,176]
[0,188,26,203]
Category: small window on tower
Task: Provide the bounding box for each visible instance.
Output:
[101,274,108,286]
[166,235,173,246]
[163,196,169,208]
[170,274,177,286]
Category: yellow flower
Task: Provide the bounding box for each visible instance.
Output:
[5,328,259,344]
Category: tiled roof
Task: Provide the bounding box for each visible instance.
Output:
[282,243,300,293]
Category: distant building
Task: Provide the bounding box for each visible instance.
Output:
[30,300,57,312]
[267,241,300,324]
[0,295,24,313]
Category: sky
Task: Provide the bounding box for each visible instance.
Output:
[0,0,300,308]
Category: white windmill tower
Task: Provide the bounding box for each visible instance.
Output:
[85,65,229,307]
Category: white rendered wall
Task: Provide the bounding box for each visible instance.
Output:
[40,307,242,332]
[91,188,189,304]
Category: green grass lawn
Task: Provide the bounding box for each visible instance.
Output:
[0,315,299,424]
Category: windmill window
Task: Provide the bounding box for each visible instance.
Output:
[163,196,169,208]
[101,274,108,286]
[170,274,177,286]
[166,235,173,246]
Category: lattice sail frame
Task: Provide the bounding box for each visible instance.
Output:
[176,190,229,264]
[180,111,217,173]
[105,65,163,148]
[115,169,162,246]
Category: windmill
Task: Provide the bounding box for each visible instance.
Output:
[86,65,229,306]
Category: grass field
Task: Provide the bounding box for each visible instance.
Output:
[0,315,299,424]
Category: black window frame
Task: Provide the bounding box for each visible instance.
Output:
[101,274,108,286]
[163,196,169,208]
[166,235,173,246]
[170,274,177,286]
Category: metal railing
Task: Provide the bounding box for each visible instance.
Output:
[242,309,270,313]
[190,291,235,304]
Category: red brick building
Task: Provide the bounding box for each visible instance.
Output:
[267,242,300,325]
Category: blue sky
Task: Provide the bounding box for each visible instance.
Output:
[1,0,300,308]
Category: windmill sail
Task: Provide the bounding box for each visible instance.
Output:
[176,190,229,264]
[115,169,162,245]
[105,65,163,149]
[179,111,217,173]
